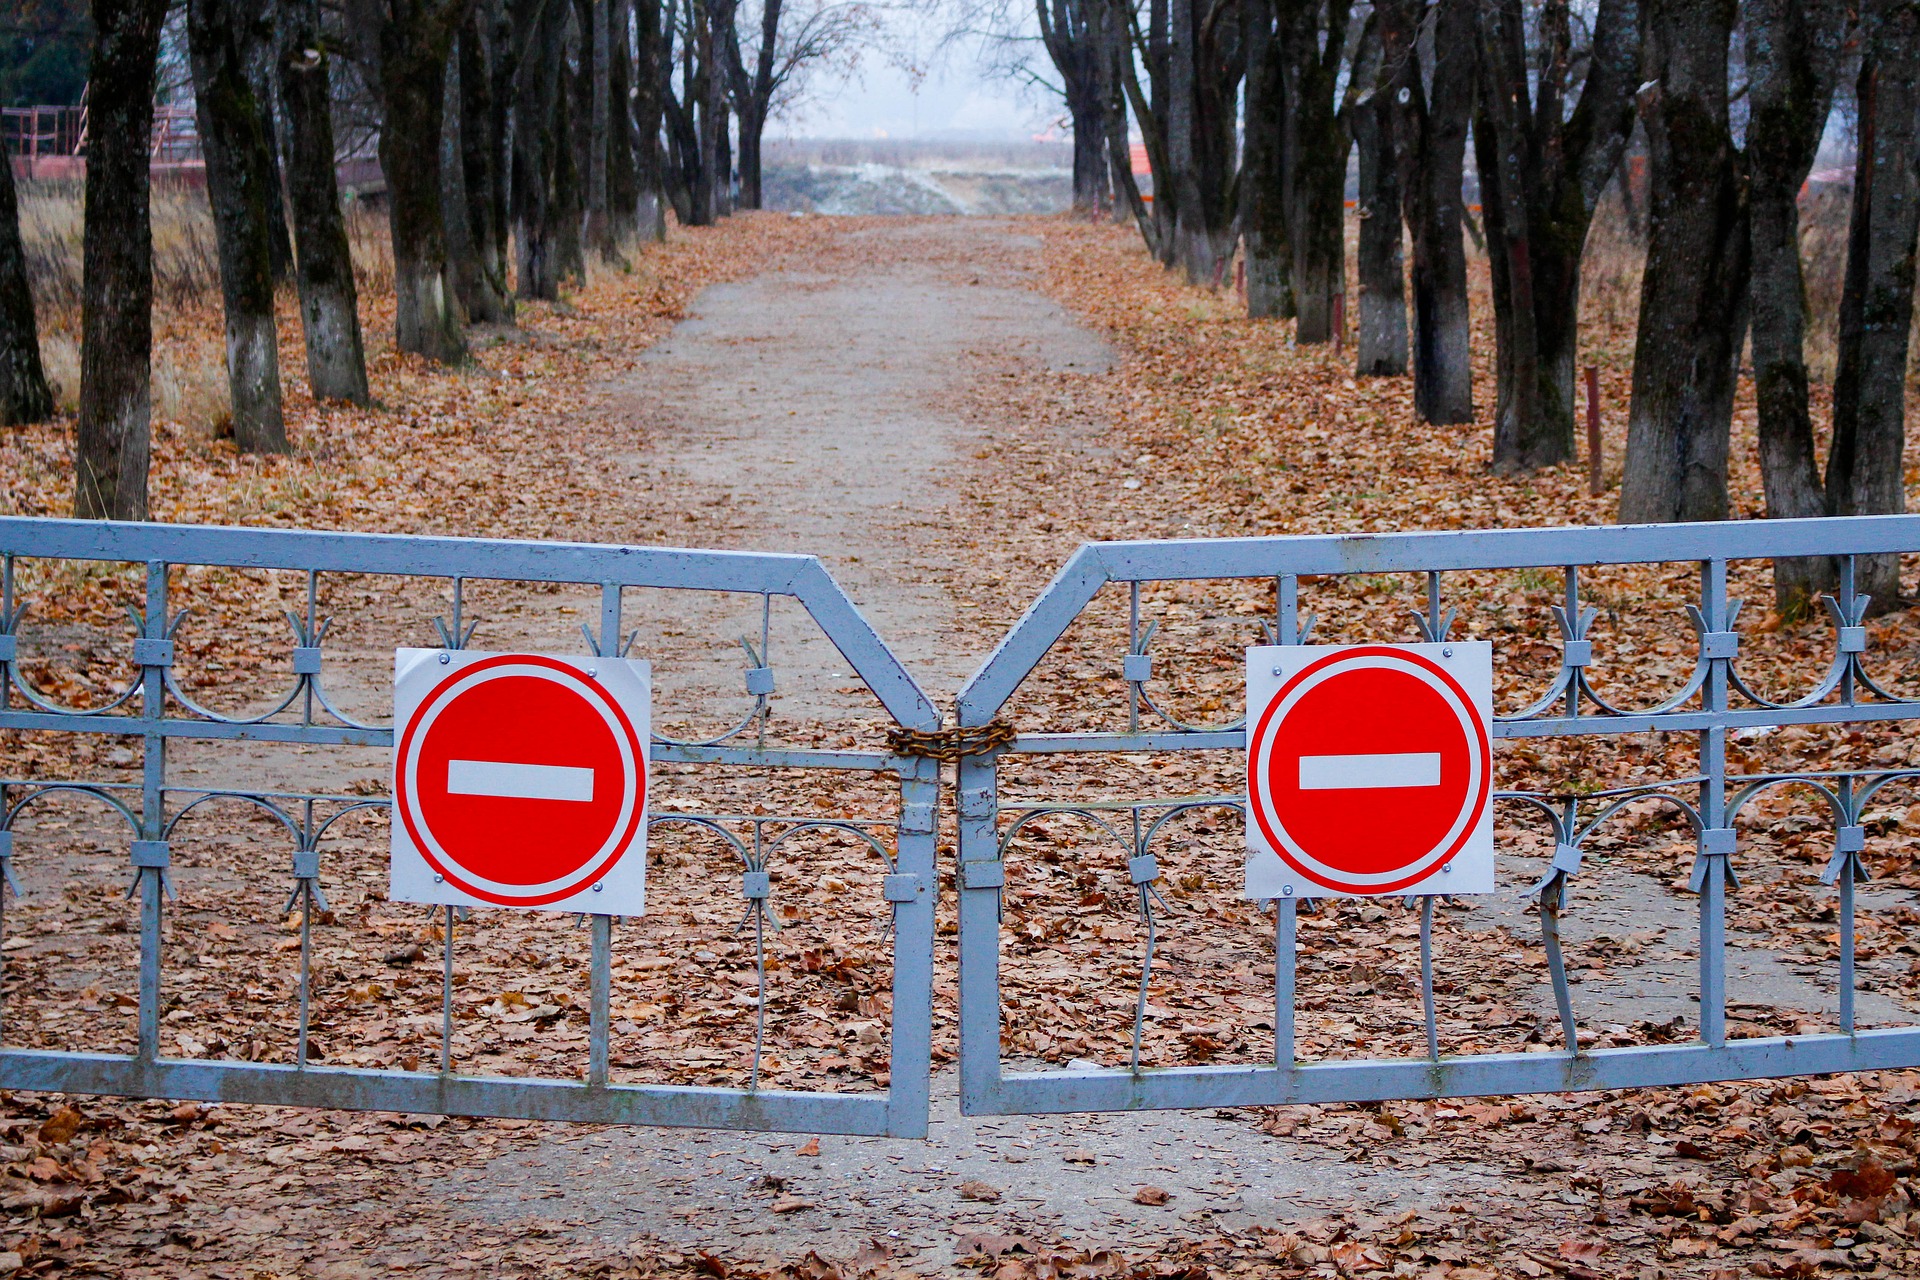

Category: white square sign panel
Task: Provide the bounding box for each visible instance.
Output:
[390,649,651,915]
[1245,642,1494,900]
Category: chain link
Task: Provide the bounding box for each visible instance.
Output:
[885,720,1017,762]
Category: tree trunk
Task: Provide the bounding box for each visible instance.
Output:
[75,0,171,520]
[239,10,297,285]
[608,0,640,235]
[1352,79,1406,376]
[1618,0,1747,524]
[1381,0,1475,424]
[279,0,369,404]
[633,0,670,240]
[513,0,564,299]
[1745,0,1847,613]
[440,54,475,325]
[1069,93,1108,213]
[1826,0,1920,608]
[554,19,587,280]
[1097,0,1156,250]
[737,106,766,210]
[584,0,616,256]
[189,0,290,453]
[377,1,471,365]
[1477,0,1638,471]
[1275,0,1351,343]
[456,16,512,320]
[0,145,54,425]
[1240,0,1291,317]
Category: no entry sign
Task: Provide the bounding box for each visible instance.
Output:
[390,649,651,914]
[1245,643,1493,899]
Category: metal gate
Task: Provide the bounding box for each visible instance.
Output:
[954,516,1920,1115]
[0,518,939,1137]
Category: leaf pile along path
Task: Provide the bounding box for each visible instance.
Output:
[0,213,1918,1278]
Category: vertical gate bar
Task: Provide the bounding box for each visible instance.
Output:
[1,554,13,712]
[1563,568,1579,719]
[955,749,1003,1114]
[297,881,313,1065]
[1127,582,1140,731]
[137,560,168,1063]
[1419,895,1439,1061]
[1274,896,1296,1066]
[589,913,612,1086]
[1839,854,1857,1034]
[1698,558,1729,1046]
[302,571,318,725]
[451,577,465,646]
[1540,879,1579,1051]
[587,582,621,1088]
[1839,556,1857,705]
[441,903,455,1073]
[887,760,938,1137]
[1426,570,1442,638]
[1278,575,1299,645]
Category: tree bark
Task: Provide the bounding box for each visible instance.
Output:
[239,9,297,285]
[513,0,565,299]
[554,6,588,275]
[608,0,640,235]
[374,0,473,365]
[75,0,171,520]
[1352,52,1406,376]
[1825,0,1920,608]
[1097,0,1156,249]
[279,0,370,404]
[1274,0,1351,343]
[1240,0,1291,317]
[189,0,291,453]
[1618,0,1747,524]
[1745,0,1847,613]
[633,0,669,239]
[584,0,616,256]
[456,15,512,320]
[1476,0,1639,471]
[440,53,475,324]
[1380,0,1475,424]
[0,144,54,425]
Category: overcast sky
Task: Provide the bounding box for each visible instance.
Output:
[768,7,1064,141]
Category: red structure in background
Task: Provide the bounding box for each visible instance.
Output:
[3,102,204,184]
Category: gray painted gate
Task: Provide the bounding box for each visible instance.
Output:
[5,513,1920,1136]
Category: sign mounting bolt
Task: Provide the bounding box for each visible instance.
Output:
[438,652,452,664]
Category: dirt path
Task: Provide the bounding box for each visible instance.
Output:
[402,215,1920,1272]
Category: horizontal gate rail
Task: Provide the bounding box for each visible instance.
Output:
[0,517,940,1137]
[954,514,1920,1116]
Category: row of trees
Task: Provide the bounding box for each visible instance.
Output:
[1030,0,1916,610]
[0,0,867,520]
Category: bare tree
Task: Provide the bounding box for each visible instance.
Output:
[75,0,172,520]
[0,145,54,426]
[1618,0,1747,523]
[349,0,475,364]
[1826,0,1920,607]
[1350,16,1405,376]
[1474,0,1640,470]
[279,0,371,403]
[1164,0,1244,284]
[1745,0,1848,611]
[726,0,878,209]
[1379,0,1475,424]
[189,0,291,453]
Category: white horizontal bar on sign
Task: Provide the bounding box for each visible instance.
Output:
[1297,752,1441,791]
[447,759,595,802]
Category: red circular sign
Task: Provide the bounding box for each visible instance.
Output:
[1248,647,1490,894]
[395,655,646,906]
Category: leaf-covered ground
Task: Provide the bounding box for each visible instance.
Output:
[0,211,1918,1277]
